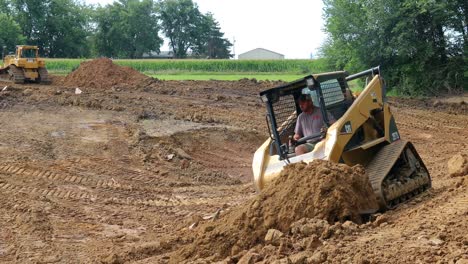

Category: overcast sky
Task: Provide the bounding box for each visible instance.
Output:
[84,0,327,59]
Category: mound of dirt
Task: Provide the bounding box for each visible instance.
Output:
[62,58,152,89]
[171,160,378,262]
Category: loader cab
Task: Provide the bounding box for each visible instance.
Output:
[260,71,354,160]
[21,48,38,59]
[17,46,39,60]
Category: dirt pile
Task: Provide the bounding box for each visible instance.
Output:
[171,160,378,262]
[62,58,152,89]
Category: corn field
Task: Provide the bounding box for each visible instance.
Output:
[45,58,329,74]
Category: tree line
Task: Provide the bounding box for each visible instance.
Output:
[322,0,466,95]
[0,0,233,59]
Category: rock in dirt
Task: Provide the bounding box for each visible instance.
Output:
[62,58,152,89]
[373,214,389,227]
[428,237,445,246]
[264,229,284,245]
[175,147,192,160]
[101,253,124,264]
[22,88,33,96]
[237,250,261,264]
[342,220,358,230]
[302,235,322,250]
[170,160,378,263]
[290,218,329,238]
[448,154,468,176]
[308,251,327,264]
[288,251,310,264]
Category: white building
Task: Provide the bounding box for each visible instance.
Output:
[238,48,284,60]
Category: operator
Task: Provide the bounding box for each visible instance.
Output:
[293,94,335,155]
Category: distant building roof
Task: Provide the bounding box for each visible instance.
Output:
[238,48,284,57]
[238,48,285,60]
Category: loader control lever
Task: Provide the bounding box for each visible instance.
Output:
[295,132,322,145]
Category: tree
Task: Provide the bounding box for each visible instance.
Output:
[157,0,204,58]
[0,0,12,15]
[321,0,465,95]
[93,0,163,58]
[10,0,47,42]
[43,0,91,57]
[0,13,26,54]
[9,0,91,57]
[192,13,233,58]
[158,0,232,58]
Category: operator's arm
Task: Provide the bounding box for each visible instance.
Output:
[293,133,301,141]
[294,114,303,141]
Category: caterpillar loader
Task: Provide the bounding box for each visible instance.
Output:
[0,45,50,84]
[252,67,431,211]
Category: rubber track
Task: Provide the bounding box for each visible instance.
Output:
[367,139,433,211]
[366,140,406,208]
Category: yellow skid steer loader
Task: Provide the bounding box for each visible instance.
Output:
[252,67,431,210]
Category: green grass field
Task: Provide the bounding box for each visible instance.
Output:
[148,73,305,81]
[45,58,330,81]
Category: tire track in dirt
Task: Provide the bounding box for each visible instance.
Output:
[433,189,468,212]
[0,164,126,190]
[59,158,171,183]
[0,174,233,208]
[0,181,97,201]
[0,164,249,208]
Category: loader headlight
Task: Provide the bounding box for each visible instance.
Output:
[306,77,315,87]
[261,94,268,103]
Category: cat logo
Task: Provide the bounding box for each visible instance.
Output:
[340,121,353,134]
[345,124,352,133]
[392,131,400,141]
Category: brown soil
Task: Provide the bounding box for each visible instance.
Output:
[0,61,467,264]
[61,58,153,89]
[448,154,468,177]
[171,160,378,262]
[389,96,468,115]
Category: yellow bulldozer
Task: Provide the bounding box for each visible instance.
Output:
[252,67,431,211]
[0,45,50,84]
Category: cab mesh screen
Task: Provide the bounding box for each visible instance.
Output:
[321,79,345,106]
[267,79,346,141]
[271,94,297,138]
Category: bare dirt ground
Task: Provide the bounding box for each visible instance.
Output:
[0,61,466,264]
